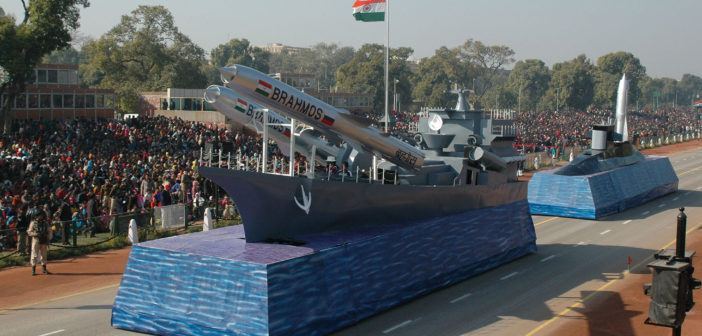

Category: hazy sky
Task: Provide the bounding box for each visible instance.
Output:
[3,0,700,79]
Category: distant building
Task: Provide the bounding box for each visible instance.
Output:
[138,88,228,128]
[305,89,374,115]
[271,73,318,91]
[257,43,308,55]
[0,64,116,120]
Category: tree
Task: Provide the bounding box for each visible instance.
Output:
[42,45,80,65]
[335,44,414,113]
[80,5,207,113]
[505,59,550,111]
[412,46,469,108]
[210,38,270,71]
[678,74,702,106]
[544,54,594,111]
[267,42,355,91]
[459,39,515,103]
[592,52,646,109]
[0,0,90,133]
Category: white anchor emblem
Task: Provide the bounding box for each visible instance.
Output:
[294,185,312,215]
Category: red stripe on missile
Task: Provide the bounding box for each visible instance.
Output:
[258,80,272,89]
[321,115,335,126]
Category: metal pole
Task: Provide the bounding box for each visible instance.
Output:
[310,145,316,174]
[676,207,687,259]
[356,166,359,183]
[218,148,222,168]
[289,118,295,176]
[384,0,390,133]
[262,109,268,174]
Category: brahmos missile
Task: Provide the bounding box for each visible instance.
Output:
[204,85,338,164]
[615,74,629,141]
[218,65,425,170]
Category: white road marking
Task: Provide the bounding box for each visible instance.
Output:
[540,255,556,262]
[696,186,702,190]
[39,330,65,336]
[600,229,611,235]
[383,320,413,334]
[658,204,666,208]
[573,241,586,247]
[642,211,651,215]
[450,293,473,303]
[500,272,519,280]
[673,197,679,201]
[622,220,632,225]
[684,192,691,196]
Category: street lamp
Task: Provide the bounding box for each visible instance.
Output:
[556,87,561,113]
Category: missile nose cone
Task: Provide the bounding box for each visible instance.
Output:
[204,85,221,104]
[218,67,237,83]
[621,73,626,80]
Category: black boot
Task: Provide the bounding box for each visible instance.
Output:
[32,266,36,276]
[42,265,50,274]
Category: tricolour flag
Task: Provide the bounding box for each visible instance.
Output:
[352,0,385,22]
[256,80,273,97]
[694,100,702,108]
[321,115,335,126]
[235,98,248,113]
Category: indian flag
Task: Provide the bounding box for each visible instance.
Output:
[256,80,273,97]
[235,98,248,113]
[694,100,702,108]
[353,0,385,22]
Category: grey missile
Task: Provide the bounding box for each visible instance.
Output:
[615,74,629,141]
[204,85,338,164]
[218,65,425,170]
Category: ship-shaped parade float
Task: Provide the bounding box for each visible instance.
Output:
[111,65,537,335]
[528,74,679,219]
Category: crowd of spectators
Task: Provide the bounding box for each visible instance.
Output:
[0,116,267,251]
[1,106,699,250]
[514,107,700,153]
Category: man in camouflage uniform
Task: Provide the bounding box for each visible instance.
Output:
[27,208,52,276]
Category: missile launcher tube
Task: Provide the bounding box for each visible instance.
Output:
[204,85,337,165]
[219,65,425,170]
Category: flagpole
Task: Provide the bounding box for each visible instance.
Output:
[384,0,389,133]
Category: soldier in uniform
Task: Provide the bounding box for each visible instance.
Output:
[27,208,52,276]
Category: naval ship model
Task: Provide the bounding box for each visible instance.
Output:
[112,65,537,336]
[199,65,535,244]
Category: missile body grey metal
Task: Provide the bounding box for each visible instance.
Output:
[218,65,425,170]
[204,85,338,164]
[615,74,629,141]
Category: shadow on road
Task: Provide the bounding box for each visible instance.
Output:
[331,243,660,336]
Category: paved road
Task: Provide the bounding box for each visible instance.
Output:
[1,148,701,336]
[330,149,702,336]
[0,285,137,336]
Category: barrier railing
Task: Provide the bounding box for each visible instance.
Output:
[521,130,701,171]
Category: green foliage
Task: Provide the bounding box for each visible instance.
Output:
[593,52,646,109]
[80,5,207,113]
[0,0,89,133]
[210,38,270,72]
[335,44,414,113]
[412,46,464,108]
[505,59,551,111]
[268,43,355,91]
[545,55,594,110]
[42,46,80,65]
